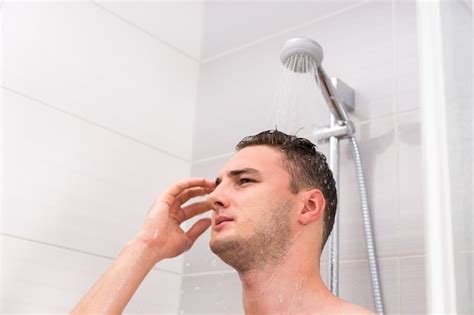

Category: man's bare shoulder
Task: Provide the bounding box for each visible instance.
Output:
[336,299,375,314]
[305,295,375,314]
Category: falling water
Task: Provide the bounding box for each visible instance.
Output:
[266,54,325,136]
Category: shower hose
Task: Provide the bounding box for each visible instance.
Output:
[348,135,384,314]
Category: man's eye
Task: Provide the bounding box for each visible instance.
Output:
[238,178,254,185]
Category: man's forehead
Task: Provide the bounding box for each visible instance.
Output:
[217,145,285,177]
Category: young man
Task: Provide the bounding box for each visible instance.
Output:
[72,130,373,314]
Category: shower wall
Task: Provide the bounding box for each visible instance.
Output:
[1,2,203,313]
[2,1,456,314]
[184,1,424,313]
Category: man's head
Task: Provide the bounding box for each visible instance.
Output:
[208,130,337,272]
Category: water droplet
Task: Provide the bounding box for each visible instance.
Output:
[211,259,217,267]
[194,285,200,291]
[185,262,190,267]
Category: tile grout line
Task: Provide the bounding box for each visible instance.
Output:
[392,0,402,312]
[191,109,421,165]
[2,86,190,163]
[1,232,182,275]
[89,0,201,64]
[201,0,372,64]
[1,232,116,260]
[192,151,234,165]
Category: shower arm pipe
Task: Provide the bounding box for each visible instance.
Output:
[316,66,355,134]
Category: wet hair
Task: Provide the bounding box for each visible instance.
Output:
[236,129,337,252]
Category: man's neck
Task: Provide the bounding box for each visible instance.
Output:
[238,249,331,314]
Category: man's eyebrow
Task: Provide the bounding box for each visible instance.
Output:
[228,168,261,177]
[215,168,261,186]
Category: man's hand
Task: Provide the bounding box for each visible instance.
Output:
[71,178,215,314]
[134,177,216,261]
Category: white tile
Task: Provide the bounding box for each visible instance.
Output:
[192,155,232,180]
[440,0,473,102]
[194,1,395,160]
[2,89,189,273]
[3,1,198,160]
[454,251,473,314]
[394,0,420,112]
[94,1,204,60]
[306,1,395,124]
[399,256,426,314]
[337,117,398,260]
[445,95,473,253]
[339,258,399,314]
[201,1,366,60]
[0,235,181,314]
[180,271,243,314]
[397,110,424,256]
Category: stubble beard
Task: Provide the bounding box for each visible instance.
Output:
[209,201,293,274]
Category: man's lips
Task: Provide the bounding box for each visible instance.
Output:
[214,215,234,225]
[213,215,234,231]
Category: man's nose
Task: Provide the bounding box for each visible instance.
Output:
[207,185,229,210]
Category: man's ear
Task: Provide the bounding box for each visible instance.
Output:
[298,189,325,225]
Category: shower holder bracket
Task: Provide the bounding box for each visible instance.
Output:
[331,77,355,113]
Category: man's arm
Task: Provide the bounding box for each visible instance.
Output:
[71,178,215,314]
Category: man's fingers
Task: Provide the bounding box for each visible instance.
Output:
[181,201,213,221]
[185,218,212,249]
[175,187,214,205]
[161,178,215,207]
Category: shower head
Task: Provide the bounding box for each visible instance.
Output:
[280,37,324,73]
[279,37,354,126]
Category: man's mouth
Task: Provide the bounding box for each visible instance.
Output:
[213,215,234,231]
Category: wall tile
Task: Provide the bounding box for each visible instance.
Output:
[397,110,424,256]
[337,117,398,260]
[94,1,204,60]
[201,1,366,61]
[180,271,243,314]
[0,235,181,314]
[446,94,473,253]
[394,0,420,112]
[454,251,473,314]
[399,256,426,314]
[440,0,473,102]
[193,1,395,160]
[339,258,399,314]
[3,2,198,160]
[2,89,189,273]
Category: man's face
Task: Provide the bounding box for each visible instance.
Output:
[207,145,298,272]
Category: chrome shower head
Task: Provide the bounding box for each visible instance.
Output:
[280,37,324,73]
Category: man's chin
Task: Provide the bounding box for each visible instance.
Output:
[209,233,240,257]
